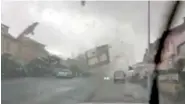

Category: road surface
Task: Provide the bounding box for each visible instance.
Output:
[84,78,149,103]
[2,75,150,104]
[2,77,98,104]
[2,76,184,104]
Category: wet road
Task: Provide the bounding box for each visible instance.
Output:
[2,77,97,104]
[3,76,183,104]
[85,78,149,103]
[2,76,149,104]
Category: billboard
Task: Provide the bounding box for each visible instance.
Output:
[85,44,110,68]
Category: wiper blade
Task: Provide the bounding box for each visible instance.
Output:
[150,1,181,104]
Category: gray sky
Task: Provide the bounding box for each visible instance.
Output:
[2,1,185,63]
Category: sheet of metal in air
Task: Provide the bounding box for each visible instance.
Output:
[85,44,110,68]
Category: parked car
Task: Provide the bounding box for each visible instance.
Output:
[55,68,73,78]
[114,70,126,83]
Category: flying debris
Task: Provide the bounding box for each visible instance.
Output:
[81,0,86,7]
[85,44,110,68]
[17,22,39,39]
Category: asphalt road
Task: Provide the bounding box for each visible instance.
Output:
[2,76,184,104]
[2,77,98,104]
[84,78,149,103]
[81,77,185,104]
[1,76,151,104]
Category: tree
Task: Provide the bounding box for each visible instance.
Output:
[25,55,62,77]
[48,55,61,65]
[69,65,82,76]
[26,57,51,77]
[1,53,25,78]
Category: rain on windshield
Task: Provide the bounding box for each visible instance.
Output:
[1,1,185,104]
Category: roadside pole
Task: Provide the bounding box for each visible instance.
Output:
[147,0,151,97]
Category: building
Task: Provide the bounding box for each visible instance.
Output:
[178,42,185,59]
[143,42,157,63]
[143,18,185,70]
[1,23,49,64]
[17,37,49,63]
[1,24,19,56]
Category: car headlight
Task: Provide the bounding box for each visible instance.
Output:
[104,77,110,80]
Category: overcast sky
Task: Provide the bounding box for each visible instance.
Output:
[2,1,185,63]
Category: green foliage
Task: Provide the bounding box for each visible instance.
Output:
[25,55,62,77]
[26,57,51,77]
[69,65,82,74]
[48,55,61,65]
[1,53,25,78]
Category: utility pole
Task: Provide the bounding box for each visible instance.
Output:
[148,1,150,49]
[147,0,151,97]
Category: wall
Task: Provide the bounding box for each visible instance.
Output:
[17,39,49,64]
[1,24,49,64]
[1,24,19,56]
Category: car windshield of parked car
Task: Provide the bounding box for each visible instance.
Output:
[1,1,185,104]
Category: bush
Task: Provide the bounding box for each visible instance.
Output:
[1,53,25,79]
[26,57,51,77]
[69,65,82,76]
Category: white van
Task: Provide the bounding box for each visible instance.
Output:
[114,70,126,83]
[55,68,73,78]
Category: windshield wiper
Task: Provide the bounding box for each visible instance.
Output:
[149,1,181,104]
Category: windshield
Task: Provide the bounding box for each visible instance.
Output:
[1,1,185,104]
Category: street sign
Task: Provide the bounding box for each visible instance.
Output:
[85,44,110,68]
